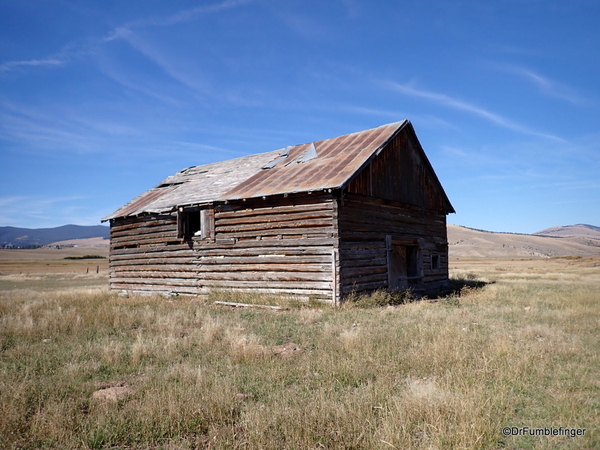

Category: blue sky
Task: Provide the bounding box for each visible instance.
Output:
[1,0,599,233]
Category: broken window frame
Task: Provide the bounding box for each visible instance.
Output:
[177,206,215,241]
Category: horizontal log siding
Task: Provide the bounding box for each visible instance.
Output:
[195,195,338,301]
[338,194,449,296]
[108,193,448,300]
[109,214,197,294]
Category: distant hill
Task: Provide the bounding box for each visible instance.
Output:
[0,225,109,248]
[448,224,600,258]
[533,224,600,238]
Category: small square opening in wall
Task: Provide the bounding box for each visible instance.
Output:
[178,210,201,240]
[431,254,440,270]
[177,208,215,240]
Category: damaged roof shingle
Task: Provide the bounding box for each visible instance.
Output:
[103,121,409,221]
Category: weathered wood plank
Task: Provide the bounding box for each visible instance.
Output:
[339,257,387,268]
[200,237,337,249]
[216,198,334,218]
[111,276,198,285]
[196,248,335,259]
[111,264,196,272]
[201,286,332,298]
[216,209,334,226]
[110,256,195,265]
[111,224,176,238]
[215,225,334,239]
[339,247,386,256]
[110,215,175,228]
[199,279,331,290]
[110,246,194,256]
[196,255,331,264]
[110,231,180,246]
[112,271,198,279]
[216,218,334,233]
[198,271,331,282]
[111,283,199,294]
[196,263,329,273]
[341,266,387,278]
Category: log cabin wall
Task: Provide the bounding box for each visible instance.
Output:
[109,214,197,294]
[338,127,451,297]
[194,194,340,302]
[337,193,449,296]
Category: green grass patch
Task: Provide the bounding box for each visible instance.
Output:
[63,255,107,260]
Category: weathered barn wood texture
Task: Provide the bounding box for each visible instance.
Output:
[194,194,338,298]
[338,194,449,296]
[103,121,454,303]
[109,214,197,294]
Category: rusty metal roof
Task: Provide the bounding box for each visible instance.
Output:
[103,121,419,221]
[224,121,406,200]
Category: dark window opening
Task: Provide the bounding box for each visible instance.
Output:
[177,208,215,241]
[431,254,440,270]
[405,245,419,277]
[178,210,201,240]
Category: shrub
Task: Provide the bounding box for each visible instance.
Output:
[344,288,418,308]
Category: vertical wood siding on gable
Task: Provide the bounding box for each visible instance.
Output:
[346,130,448,212]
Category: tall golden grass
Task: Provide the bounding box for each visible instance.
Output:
[0,258,598,449]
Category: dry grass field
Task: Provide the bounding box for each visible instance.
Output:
[0,249,598,449]
[0,247,109,292]
[448,224,600,258]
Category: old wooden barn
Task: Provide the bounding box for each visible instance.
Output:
[102,120,455,303]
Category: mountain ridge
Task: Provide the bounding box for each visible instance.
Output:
[0,225,109,248]
[533,224,600,237]
[448,224,600,258]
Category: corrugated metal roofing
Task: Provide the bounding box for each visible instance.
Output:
[224,121,405,200]
[104,120,447,221]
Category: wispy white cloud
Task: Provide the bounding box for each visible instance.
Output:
[2,0,253,74]
[495,64,587,105]
[0,196,27,208]
[116,33,212,98]
[382,80,566,142]
[0,57,64,72]
[340,104,461,131]
[159,0,253,26]
[0,101,159,157]
[100,0,256,101]
[104,0,253,41]
[0,102,100,153]
[441,146,470,158]
[0,38,94,73]
[339,105,408,120]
